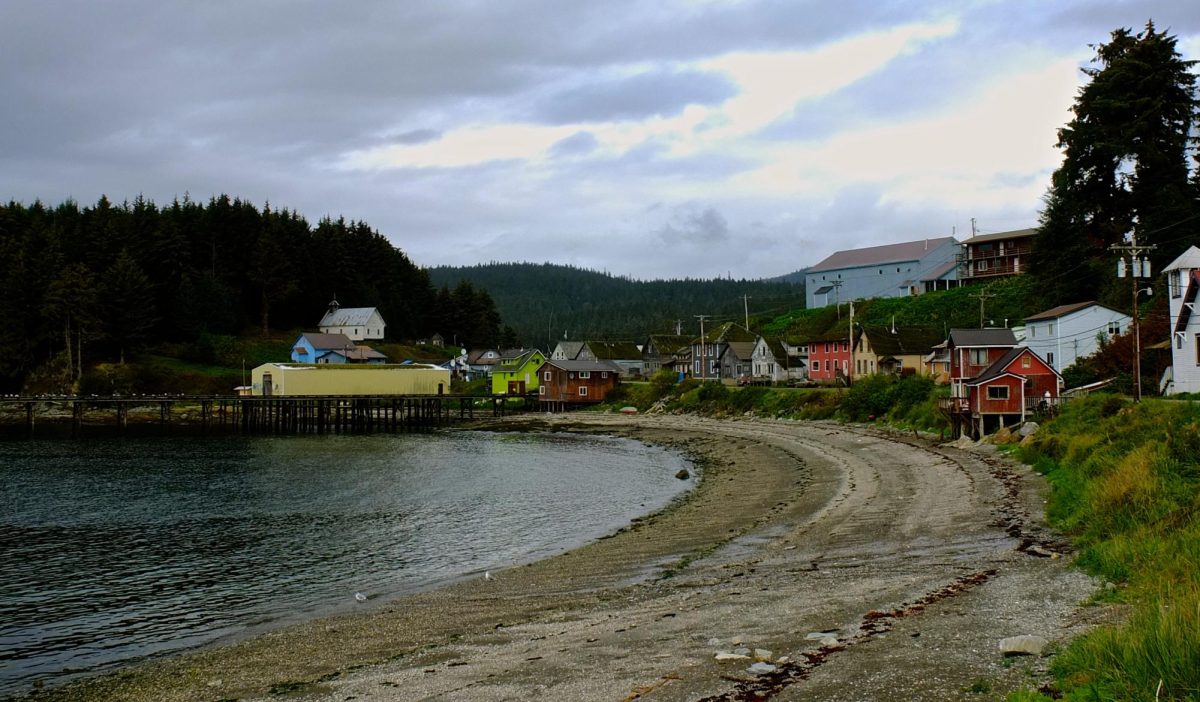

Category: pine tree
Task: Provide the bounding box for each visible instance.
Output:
[1032,22,1199,304]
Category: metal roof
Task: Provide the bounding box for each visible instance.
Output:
[1024,301,1116,322]
[962,228,1037,244]
[807,237,958,273]
[541,359,623,373]
[948,328,1017,348]
[297,332,356,350]
[1163,245,1200,272]
[318,306,383,328]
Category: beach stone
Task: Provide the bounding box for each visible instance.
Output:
[805,631,838,640]
[748,662,777,675]
[752,648,773,661]
[732,646,751,656]
[999,635,1048,656]
[715,652,752,662]
[1018,421,1039,437]
[675,469,690,480]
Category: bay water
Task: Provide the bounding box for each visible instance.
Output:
[0,430,692,697]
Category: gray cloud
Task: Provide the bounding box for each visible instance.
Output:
[657,205,730,245]
[531,69,736,124]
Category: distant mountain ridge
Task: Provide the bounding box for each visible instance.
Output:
[427,262,806,348]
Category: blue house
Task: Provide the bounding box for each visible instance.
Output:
[806,237,961,309]
[291,333,388,364]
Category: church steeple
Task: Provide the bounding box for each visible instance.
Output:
[327,295,340,314]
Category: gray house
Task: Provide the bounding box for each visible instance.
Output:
[806,237,961,309]
[1021,302,1131,372]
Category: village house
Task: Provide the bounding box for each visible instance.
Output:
[1163,245,1200,395]
[855,326,943,377]
[466,349,502,377]
[550,340,586,361]
[642,334,692,377]
[957,228,1037,284]
[718,339,756,382]
[750,337,804,383]
[490,349,547,395]
[945,328,1018,398]
[690,323,756,381]
[807,334,854,385]
[952,347,1062,438]
[537,359,621,408]
[317,299,387,341]
[1021,301,1131,372]
[576,341,645,378]
[805,237,961,309]
[290,332,388,364]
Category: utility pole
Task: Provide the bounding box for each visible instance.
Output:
[694,315,710,381]
[742,295,752,330]
[674,319,682,335]
[970,291,995,328]
[848,300,855,385]
[831,280,844,319]
[1111,232,1157,402]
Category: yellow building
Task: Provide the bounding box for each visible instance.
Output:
[250,363,450,396]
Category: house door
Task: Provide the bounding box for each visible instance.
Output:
[262,373,273,396]
[507,380,525,395]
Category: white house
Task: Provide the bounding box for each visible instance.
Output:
[1021,301,1131,372]
[318,299,386,341]
[1163,246,1200,395]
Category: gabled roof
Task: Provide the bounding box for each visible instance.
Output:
[807,237,958,273]
[540,359,622,373]
[962,228,1037,245]
[500,348,532,361]
[721,341,757,361]
[1163,245,1200,273]
[967,347,1061,386]
[948,328,1017,348]
[1024,301,1128,322]
[324,345,389,362]
[760,337,790,362]
[699,322,757,344]
[495,349,545,372]
[861,326,944,356]
[319,306,383,327]
[467,349,499,364]
[585,341,642,360]
[297,332,356,350]
[554,341,586,359]
[645,335,692,356]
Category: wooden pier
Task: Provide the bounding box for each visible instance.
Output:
[0,394,535,438]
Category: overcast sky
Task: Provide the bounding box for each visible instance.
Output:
[3,1,1198,280]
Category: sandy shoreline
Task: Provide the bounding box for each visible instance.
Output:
[24,415,1105,702]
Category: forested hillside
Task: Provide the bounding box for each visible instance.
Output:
[0,196,504,393]
[428,262,807,347]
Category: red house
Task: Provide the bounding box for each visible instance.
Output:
[537,360,620,409]
[807,335,854,384]
[946,328,1018,398]
[959,347,1062,438]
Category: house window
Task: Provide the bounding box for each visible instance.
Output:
[970,349,988,365]
[579,386,589,397]
[987,386,1009,400]
[825,342,830,352]
[978,260,989,271]
[602,372,608,378]
[1046,352,1054,366]
[1176,332,1184,350]
[539,385,546,395]
[1107,321,1120,335]
[1195,334,1200,365]
[1028,326,1035,338]
[1021,355,1031,368]
[544,371,551,381]
[579,371,590,379]
[1047,323,1055,335]
[1171,271,1182,298]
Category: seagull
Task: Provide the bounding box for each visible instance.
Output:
[484,571,494,582]
[354,592,367,602]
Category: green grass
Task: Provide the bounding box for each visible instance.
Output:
[1010,396,1200,701]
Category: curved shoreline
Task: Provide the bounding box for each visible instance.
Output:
[25,415,1101,702]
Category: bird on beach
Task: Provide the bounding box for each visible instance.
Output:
[484,571,494,582]
[354,592,367,602]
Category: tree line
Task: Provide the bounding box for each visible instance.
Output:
[0,195,505,393]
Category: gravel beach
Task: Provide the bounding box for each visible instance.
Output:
[25,414,1108,702]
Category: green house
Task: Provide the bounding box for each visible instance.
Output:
[491,349,547,395]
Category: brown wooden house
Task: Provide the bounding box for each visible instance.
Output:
[537,360,621,409]
[958,228,1036,284]
[946,328,1018,398]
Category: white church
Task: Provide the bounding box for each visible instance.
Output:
[1163,246,1200,395]
[318,298,387,342]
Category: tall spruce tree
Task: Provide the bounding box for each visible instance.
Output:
[1032,22,1199,305]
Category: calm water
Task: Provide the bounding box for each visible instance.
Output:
[0,431,691,698]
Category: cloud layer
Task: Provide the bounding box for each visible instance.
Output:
[3,0,1198,279]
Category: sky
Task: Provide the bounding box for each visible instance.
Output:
[3,1,1199,280]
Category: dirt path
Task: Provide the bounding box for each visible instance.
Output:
[32,415,1101,702]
